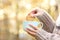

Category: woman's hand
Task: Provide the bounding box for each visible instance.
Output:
[25,24,39,37]
[25,8,44,37]
[27,8,44,17]
[26,8,44,21]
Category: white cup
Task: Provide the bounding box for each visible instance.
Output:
[23,21,43,30]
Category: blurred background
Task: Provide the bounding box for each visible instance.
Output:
[0,0,60,40]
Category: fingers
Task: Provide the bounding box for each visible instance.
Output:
[25,28,36,36]
[28,9,38,17]
[31,9,37,14]
[25,24,39,37]
[26,28,36,33]
[29,24,38,30]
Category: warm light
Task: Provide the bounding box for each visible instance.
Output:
[19,0,26,7]
[0,9,4,15]
[50,0,56,5]
[8,12,16,19]
[0,9,4,20]
[18,0,31,9]
[25,3,31,9]
[9,19,17,34]
[56,14,60,26]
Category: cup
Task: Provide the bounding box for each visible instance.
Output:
[23,21,43,30]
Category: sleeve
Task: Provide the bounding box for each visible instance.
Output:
[34,9,60,40]
[36,11,55,33]
[35,29,60,40]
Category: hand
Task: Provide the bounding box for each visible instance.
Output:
[25,24,39,37]
[26,8,44,21]
[27,8,44,17]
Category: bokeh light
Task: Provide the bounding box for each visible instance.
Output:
[0,0,59,40]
